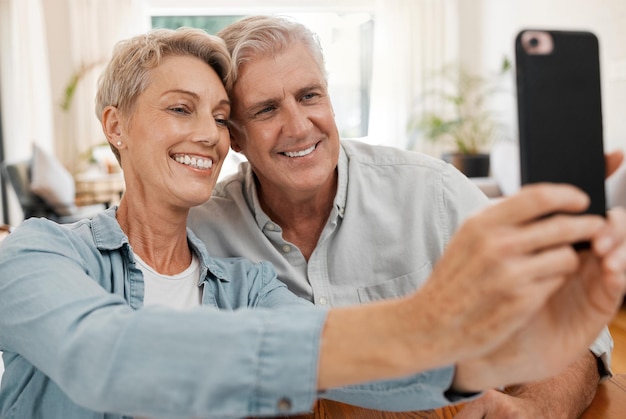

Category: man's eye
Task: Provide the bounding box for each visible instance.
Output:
[302,93,318,101]
[255,106,275,116]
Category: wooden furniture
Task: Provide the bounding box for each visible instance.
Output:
[261,374,626,419]
[0,224,9,241]
[581,373,626,419]
[74,172,124,208]
[609,305,626,373]
[281,400,461,418]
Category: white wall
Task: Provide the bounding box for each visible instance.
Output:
[41,0,73,171]
[34,0,626,156]
[481,0,626,153]
[4,1,626,195]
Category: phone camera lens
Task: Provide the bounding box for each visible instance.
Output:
[529,37,539,47]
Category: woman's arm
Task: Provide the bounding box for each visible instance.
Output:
[0,220,325,417]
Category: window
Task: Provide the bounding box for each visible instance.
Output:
[151,12,374,138]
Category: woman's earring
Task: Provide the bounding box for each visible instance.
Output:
[116,141,123,147]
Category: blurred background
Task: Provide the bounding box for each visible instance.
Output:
[1,0,626,225]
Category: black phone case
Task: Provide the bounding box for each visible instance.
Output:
[515,30,606,218]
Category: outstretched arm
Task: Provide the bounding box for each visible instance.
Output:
[1,183,624,417]
[318,184,626,393]
[451,152,626,417]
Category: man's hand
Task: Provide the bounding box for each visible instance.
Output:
[450,151,626,409]
[455,389,538,419]
[317,154,626,392]
[606,149,624,178]
[450,151,626,391]
[455,351,601,419]
[411,183,608,371]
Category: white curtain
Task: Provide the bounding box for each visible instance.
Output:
[61,0,149,172]
[367,0,459,150]
[0,0,55,224]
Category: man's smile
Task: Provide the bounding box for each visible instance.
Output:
[281,143,317,158]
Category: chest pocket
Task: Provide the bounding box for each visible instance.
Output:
[356,263,432,303]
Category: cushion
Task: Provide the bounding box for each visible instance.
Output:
[30,144,77,216]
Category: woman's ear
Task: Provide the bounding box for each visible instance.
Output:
[101,106,124,148]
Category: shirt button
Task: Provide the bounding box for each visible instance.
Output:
[277,397,292,412]
[281,244,291,253]
[266,223,275,231]
[319,296,328,305]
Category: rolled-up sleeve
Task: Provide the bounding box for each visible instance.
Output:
[590,326,614,379]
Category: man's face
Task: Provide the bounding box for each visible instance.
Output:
[229,42,340,199]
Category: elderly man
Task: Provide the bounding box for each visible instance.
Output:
[189,15,624,418]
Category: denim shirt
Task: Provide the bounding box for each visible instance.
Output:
[0,208,461,418]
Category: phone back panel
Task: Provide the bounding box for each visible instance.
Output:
[515,30,606,216]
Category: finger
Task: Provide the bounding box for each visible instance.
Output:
[582,267,626,321]
[479,183,590,227]
[517,245,581,281]
[604,245,626,275]
[605,150,624,178]
[486,214,604,258]
[604,271,626,302]
[454,401,486,419]
[481,249,576,324]
[576,252,626,319]
[592,208,626,274]
[594,208,626,258]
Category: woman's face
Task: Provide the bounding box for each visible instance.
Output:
[117,54,231,210]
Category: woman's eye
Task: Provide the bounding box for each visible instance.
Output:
[215,117,229,127]
[170,106,190,114]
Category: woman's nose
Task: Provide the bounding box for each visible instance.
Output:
[192,117,222,147]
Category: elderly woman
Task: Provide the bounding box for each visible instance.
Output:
[0,27,625,419]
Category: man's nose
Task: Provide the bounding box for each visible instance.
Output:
[282,102,312,138]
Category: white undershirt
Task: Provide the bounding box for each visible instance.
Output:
[136,253,202,309]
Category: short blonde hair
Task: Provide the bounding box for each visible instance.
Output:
[95,27,231,164]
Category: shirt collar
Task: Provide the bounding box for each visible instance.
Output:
[242,143,349,232]
[90,207,229,284]
[90,207,130,250]
[334,144,348,219]
[242,164,274,230]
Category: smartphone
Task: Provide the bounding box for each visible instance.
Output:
[515,30,606,223]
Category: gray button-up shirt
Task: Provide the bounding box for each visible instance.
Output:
[190,140,488,305]
[189,139,613,374]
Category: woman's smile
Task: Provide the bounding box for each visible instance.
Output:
[172,153,214,170]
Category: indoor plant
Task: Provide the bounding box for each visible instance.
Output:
[408,58,511,177]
